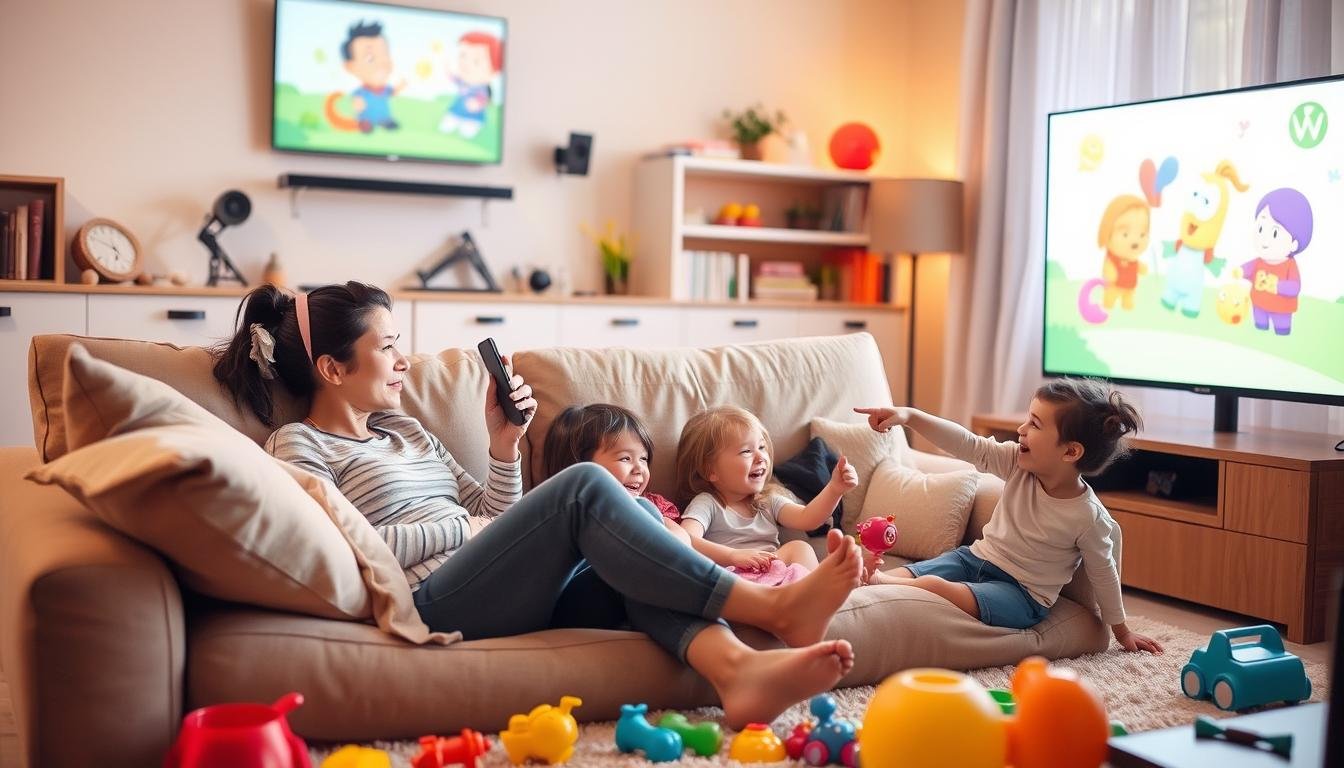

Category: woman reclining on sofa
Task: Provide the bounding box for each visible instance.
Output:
[213,281,865,728]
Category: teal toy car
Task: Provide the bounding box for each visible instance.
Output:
[1180,625,1311,711]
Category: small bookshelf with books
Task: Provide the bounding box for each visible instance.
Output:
[0,175,64,283]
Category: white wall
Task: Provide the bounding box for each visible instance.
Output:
[0,0,965,294]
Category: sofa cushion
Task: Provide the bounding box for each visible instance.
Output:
[810,415,911,532]
[28,334,307,462]
[397,349,496,487]
[863,459,979,561]
[25,344,372,621]
[515,333,901,499]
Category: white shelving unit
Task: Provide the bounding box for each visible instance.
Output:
[632,155,878,300]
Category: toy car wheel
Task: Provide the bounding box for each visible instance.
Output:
[1212,676,1237,711]
[1180,666,1206,699]
[803,740,831,766]
[840,740,859,767]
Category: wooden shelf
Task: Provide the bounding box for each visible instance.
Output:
[277,173,513,200]
[0,175,64,283]
[682,224,869,246]
[677,156,874,184]
[1095,489,1219,527]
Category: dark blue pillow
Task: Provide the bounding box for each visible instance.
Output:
[772,437,842,536]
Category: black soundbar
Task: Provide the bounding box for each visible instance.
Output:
[277,174,513,200]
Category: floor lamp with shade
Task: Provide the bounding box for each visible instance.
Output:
[867,178,965,408]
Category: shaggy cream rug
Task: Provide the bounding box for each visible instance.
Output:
[308,615,1331,766]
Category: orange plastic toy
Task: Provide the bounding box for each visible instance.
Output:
[728,723,787,763]
[320,745,391,768]
[499,696,583,765]
[860,668,1006,768]
[410,730,490,768]
[1008,657,1109,768]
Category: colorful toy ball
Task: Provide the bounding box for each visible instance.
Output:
[1009,657,1108,768]
[860,668,1006,767]
[828,123,881,170]
[857,515,899,554]
[321,745,391,768]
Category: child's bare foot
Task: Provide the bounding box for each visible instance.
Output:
[769,529,861,646]
[714,640,855,729]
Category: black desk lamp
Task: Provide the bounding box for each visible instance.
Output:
[198,190,251,287]
[868,178,965,408]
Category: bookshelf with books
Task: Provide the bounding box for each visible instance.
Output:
[632,155,895,307]
[0,175,64,284]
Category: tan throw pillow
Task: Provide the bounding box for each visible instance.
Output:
[864,458,978,561]
[809,416,911,532]
[25,344,457,644]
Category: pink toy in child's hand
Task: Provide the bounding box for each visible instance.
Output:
[858,515,899,554]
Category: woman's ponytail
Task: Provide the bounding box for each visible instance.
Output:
[213,284,313,426]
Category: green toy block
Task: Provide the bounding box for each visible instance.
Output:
[656,713,723,757]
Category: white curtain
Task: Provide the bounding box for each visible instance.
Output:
[945,0,1344,437]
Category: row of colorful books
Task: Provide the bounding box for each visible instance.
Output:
[820,249,893,304]
[0,199,49,280]
[683,251,750,301]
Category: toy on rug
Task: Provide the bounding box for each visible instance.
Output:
[728,723,787,763]
[165,691,311,768]
[656,713,723,757]
[857,515,899,555]
[861,658,1111,768]
[615,704,683,762]
[320,745,391,768]
[1009,657,1108,768]
[499,696,582,765]
[1180,625,1311,711]
[989,686,1127,736]
[783,693,860,766]
[410,730,490,768]
[1193,714,1294,757]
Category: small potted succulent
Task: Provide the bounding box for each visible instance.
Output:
[785,201,822,230]
[723,104,787,161]
[582,221,633,295]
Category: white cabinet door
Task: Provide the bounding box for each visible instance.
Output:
[0,293,86,447]
[87,295,243,348]
[412,301,560,356]
[799,309,905,395]
[682,306,799,347]
[558,305,685,349]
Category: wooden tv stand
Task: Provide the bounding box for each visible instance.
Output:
[971,414,1344,643]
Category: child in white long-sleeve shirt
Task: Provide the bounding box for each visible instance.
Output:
[856,378,1163,654]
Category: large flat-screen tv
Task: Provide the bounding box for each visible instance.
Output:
[1044,75,1344,423]
[272,0,506,164]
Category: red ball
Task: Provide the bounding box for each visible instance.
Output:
[828,122,881,170]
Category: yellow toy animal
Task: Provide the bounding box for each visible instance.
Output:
[1216,279,1252,325]
[1161,160,1248,318]
[499,695,582,765]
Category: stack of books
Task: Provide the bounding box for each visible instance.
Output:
[0,199,48,281]
[645,139,739,160]
[753,261,817,302]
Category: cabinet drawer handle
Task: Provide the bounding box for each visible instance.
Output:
[843,320,867,330]
[610,318,640,327]
[474,316,505,325]
[167,310,206,320]
[732,319,759,328]
[0,306,10,317]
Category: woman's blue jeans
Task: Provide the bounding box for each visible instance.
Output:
[413,463,737,660]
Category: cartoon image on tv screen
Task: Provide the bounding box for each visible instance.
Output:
[273,0,506,164]
[1044,80,1344,399]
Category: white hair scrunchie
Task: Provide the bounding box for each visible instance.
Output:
[248,323,278,380]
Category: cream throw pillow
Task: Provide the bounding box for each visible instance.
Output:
[809,416,910,532]
[25,344,456,645]
[864,458,978,561]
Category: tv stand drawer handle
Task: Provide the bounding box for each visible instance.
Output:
[167,310,206,320]
[611,318,640,327]
[474,316,505,325]
[733,319,759,328]
[844,320,867,330]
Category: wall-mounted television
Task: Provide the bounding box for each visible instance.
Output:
[1043,75,1344,429]
[272,0,506,165]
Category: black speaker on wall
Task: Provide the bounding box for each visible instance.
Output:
[554,132,593,175]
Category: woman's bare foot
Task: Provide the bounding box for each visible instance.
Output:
[714,640,855,729]
[768,530,862,646]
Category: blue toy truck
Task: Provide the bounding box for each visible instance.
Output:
[1180,625,1311,711]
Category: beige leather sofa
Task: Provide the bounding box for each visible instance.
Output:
[0,331,1112,768]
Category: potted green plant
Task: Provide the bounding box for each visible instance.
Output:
[785,201,822,230]
[723,104,787,161]
[582,221,633,295]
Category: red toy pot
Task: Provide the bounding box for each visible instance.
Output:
[165,692,311,768]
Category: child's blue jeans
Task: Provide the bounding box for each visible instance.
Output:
[905,545,1050,629]
[413,463,736,660]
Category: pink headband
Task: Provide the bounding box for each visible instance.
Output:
[294,292,314,362]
